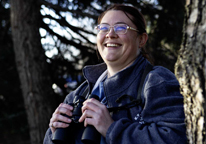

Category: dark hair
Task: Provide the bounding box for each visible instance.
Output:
[98,4,146,34]
[97,4,153,63]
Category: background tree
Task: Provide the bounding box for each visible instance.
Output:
[175,0,206,143]
[0,0,30,143]
[10,0,57,143]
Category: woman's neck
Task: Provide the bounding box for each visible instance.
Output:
[106,58,136,78]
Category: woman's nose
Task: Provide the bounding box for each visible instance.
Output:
[106,28,118,38]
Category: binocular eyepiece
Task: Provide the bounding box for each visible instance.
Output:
[52,94,101,144]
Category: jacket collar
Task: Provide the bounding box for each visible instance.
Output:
[83,54,148,106]
[103,55,146,95]
[83,54,147,85]
[83,62,107,84]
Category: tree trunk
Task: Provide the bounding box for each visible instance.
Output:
[175,0,206,143]
[10,0,57,143]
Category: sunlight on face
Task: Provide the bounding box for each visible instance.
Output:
[97,10,141,68]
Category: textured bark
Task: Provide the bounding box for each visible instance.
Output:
[10,0,56,143]
[175,0,206,144]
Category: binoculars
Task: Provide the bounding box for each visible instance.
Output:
[52,94,101,144]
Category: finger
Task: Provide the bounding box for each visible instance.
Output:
[82,112,101,127]
[83,98,100,105]
[50,121,70,129]
[84,117,93,127]
[51,113,72,124]
[59,103,73,111]
[54,104,73,117]
[82,99,102,113]
[49,120,70,134]
[79,109,96,123]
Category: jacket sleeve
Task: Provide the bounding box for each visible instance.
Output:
[105,67,187,144]
[43,91,76,144]
[43,128,54,144]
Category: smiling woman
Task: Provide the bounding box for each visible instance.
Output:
[96,10,148,77]
[44,4,187,144]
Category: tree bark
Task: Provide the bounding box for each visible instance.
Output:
[10,0,57,143]
[175,0,206,143]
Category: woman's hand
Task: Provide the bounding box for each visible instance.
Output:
[79,98,114,137]
[49,103,73,134]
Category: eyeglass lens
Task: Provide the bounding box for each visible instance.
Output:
[97,24,127,34]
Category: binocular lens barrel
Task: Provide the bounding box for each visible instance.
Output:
[52,94,101,144]
[81,94,101,144]
[52,96,84,143]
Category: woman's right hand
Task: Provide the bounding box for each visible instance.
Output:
[49,103,73,134]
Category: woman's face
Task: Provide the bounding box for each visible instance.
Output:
[97,10,141,67]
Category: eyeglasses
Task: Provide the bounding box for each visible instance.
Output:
[95,23,139,35]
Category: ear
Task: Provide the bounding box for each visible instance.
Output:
[139,33,148,48]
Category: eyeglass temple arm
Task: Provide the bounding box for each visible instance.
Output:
[128,27,139,32]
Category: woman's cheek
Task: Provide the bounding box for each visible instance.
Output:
[97,34,104,53]
[97,34,105,45]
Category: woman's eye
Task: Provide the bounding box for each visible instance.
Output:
[116,26,126,31]
[100,27,109,31]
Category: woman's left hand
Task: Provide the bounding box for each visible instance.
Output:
[79,98,114,137]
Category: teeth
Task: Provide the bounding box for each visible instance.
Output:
[106,44,119,47]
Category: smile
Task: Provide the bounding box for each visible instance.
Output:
[105,43,121,47]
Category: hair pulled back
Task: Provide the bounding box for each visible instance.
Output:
[98,4,147,34]
[97,4,152,63]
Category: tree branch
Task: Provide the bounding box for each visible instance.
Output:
[39,0,98,19]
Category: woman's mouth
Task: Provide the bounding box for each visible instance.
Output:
[105,43,122,47]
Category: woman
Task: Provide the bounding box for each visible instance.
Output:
[44,4,187,144]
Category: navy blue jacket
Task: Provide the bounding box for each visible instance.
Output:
[44,55,187,144]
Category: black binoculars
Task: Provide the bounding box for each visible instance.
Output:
[52,94,101,144]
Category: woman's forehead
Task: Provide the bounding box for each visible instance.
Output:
[100,10,134,25]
